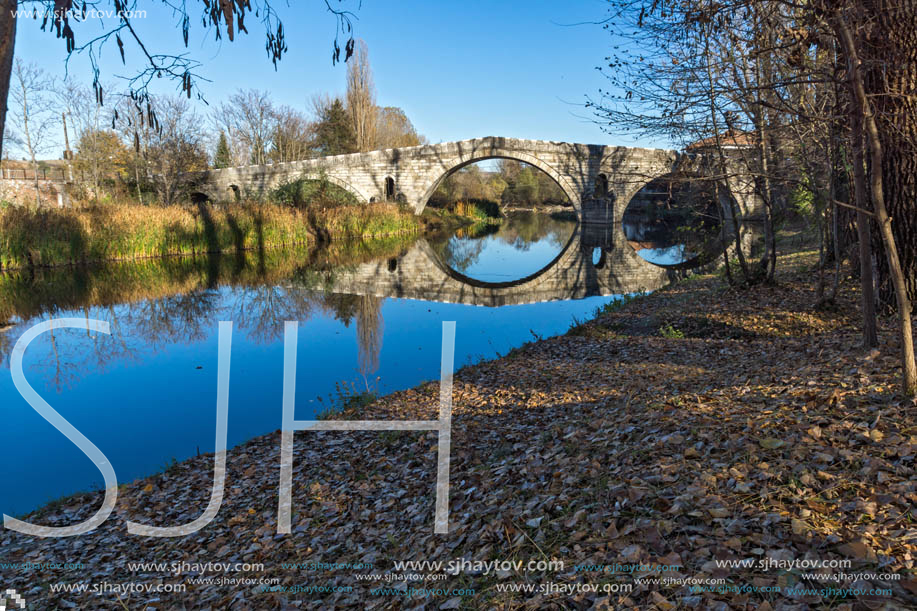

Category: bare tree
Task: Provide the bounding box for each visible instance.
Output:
[375,106,426,149]
[269,105,314,163]
[591,0,915,394]
[214,89,275,166]
[145,96,208,205]
[346,40,377,152]
[58,79,113,199]
[111,93,150,203]
[823,1,917,395]
[0,1,360,161]
[8,59,58,205]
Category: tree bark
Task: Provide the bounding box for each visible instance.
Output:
[861,0,917,308]
[835,9,917,395]
[0,0,17,162]
[849,98,879,347]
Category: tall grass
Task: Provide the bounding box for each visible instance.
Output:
[451,199,503,222]
[310,203,419,240]
[0,202,419,270]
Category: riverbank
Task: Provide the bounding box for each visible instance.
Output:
[0,201,419,271]
[423,199,504,224]
[2,244,915,609]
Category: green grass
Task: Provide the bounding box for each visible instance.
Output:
[592,291,649,317]
[425,198,504,224]
[316,381,378,420]
[658,323,685,339]
[310,203,419,239]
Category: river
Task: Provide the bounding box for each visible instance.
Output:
[0,210,678,516]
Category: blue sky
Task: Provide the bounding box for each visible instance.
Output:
[12,0,655,152]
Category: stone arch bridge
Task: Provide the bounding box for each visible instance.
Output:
[190,136,763,236]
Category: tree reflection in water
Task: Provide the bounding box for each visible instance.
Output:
[0,239,406,388]
[430,211,577,277]
[355,295,384,376]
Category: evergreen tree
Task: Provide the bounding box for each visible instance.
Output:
[313,99,357,157]
[213,131,231,169]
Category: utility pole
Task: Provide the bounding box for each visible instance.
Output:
[62,111,73,181]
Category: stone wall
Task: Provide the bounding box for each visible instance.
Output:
[190,137,683,217]
[0,179,70,207]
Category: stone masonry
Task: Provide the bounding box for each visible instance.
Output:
[0,179,70,207]
[189,136,764,231]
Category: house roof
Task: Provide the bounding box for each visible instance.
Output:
[685,130,756,151]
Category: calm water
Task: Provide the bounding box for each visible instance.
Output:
[0,211,669,516]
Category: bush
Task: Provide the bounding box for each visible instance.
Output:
[0,200,420,271]
[451,198,502,221]
[0,203,312,269]
[658,323,685,339]
[269,174,358,209]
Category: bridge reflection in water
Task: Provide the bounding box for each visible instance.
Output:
[295,223,678,307]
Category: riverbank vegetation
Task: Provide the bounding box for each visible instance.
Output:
[428,159,571,211]
[424,198,504,224]
[0,200,418,271]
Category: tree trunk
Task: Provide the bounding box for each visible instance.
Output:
[0,1,16,162]
[15,63,41,207]
[828,126,840,301]
[835,9,917,395]
[703,24,750,283]
[850,105,879,347]
[861,0,917,308]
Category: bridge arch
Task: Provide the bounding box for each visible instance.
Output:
[299,173,369,204]
[620,171,728,269]
[415,150,581,215]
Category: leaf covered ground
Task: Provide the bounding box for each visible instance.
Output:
[2,247,916,610]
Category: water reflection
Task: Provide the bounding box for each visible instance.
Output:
[622,175,722,268]
[0,214,675,516]
[430,211,577,283]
